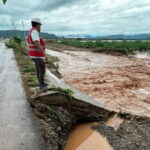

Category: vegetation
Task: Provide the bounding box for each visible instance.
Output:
[2,0,7,4]
[45,39,62,49]
[6,36,39,87]
[50,39,150,53]
[56,87,74,100]
[6,36,21,49]
[48,85,74,100]
[47,106,61,121]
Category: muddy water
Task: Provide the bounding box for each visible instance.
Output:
[46,49,150,117]
[134,52,150,59]
[65,123,113,150]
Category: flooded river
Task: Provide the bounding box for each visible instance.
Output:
[46,49,150,117]
[134,52,150,59]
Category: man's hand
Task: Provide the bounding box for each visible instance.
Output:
[34,41,45,56]
[45,56,48,62]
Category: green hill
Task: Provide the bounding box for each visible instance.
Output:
[0,30,57,39]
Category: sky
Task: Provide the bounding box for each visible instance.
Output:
[0,0,150,36]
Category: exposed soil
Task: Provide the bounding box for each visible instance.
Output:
[92,114,150,150]
[32,102,113,150]
[46,48,150,117]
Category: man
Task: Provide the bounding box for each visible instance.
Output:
[28,18,48,90]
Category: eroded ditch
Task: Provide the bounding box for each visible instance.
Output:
[6,39,150,150]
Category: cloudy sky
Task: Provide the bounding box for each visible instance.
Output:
[0,0,150,36]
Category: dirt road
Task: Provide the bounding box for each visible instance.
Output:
[46,48,150,117]
[0,41,46,150]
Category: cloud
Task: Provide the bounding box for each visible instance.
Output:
[36,0,84,11]
[0,0,150,35]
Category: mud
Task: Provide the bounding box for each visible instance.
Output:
[46,48,150,117]
[65,123,113,150]
[92,114,150,150]
[31,97,113,150]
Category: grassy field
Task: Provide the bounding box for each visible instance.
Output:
[46,39,150,53]
[6,36,39,87]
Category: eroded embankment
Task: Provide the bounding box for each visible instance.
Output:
[30,91,150,150]
[6,38,150,150]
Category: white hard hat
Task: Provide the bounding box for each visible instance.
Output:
[31,18,42,25]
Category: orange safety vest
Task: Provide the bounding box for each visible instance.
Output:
[28,28,45,58]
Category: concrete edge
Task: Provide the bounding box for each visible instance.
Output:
[45,69,105,109]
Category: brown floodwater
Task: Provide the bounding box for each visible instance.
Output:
[65,123,113,150]
[46,49,150,117]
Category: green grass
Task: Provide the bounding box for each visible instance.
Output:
[6,37,38,87]
[47,106,61,121]
[6,36,22,49]
[22,67,36,73]
[48,85,74,100]
[58,88,74,97]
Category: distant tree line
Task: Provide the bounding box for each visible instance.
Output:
[0,30,57,39]
[59,39,150,53]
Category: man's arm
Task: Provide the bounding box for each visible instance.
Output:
[34,41,47,60]
[34,41,45,56]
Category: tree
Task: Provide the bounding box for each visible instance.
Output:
[2,0,7,4]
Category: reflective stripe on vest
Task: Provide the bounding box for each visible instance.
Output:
[29,48,40,51]
[28,43,45,51]
[28,44,35,46]
[29,43,45,48]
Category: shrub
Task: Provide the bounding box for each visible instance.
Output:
[60,39,150,53]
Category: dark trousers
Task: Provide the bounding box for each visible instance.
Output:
[32,58,45,87]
